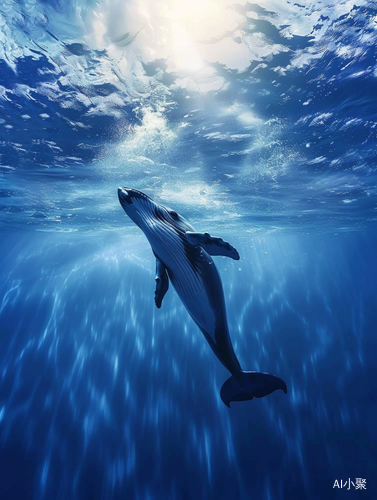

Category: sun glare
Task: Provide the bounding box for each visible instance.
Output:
[156,0,238,73]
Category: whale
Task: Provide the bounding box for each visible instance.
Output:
[118,187,287,407]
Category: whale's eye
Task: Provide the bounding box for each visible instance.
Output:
[169,210,178,219]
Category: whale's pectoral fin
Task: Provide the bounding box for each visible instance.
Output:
[220,371,287,407]
[185,232,240,260]
[154,256,169,309]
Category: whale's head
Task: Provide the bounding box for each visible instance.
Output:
[118,187,193,234]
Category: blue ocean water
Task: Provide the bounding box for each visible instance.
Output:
[0,1,376,499]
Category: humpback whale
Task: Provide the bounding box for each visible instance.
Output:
[118,187,287,407]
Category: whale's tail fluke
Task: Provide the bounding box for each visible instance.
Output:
[220,371,287,407]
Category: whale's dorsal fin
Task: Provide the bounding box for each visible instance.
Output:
[154,255,169,308]
[185,232,240,260]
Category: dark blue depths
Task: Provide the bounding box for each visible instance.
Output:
[0,229,376,500]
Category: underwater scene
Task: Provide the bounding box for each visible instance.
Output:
[0,0,376,499]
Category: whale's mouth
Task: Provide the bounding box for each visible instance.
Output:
[118,187,132,205]
[118,187,152,205]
